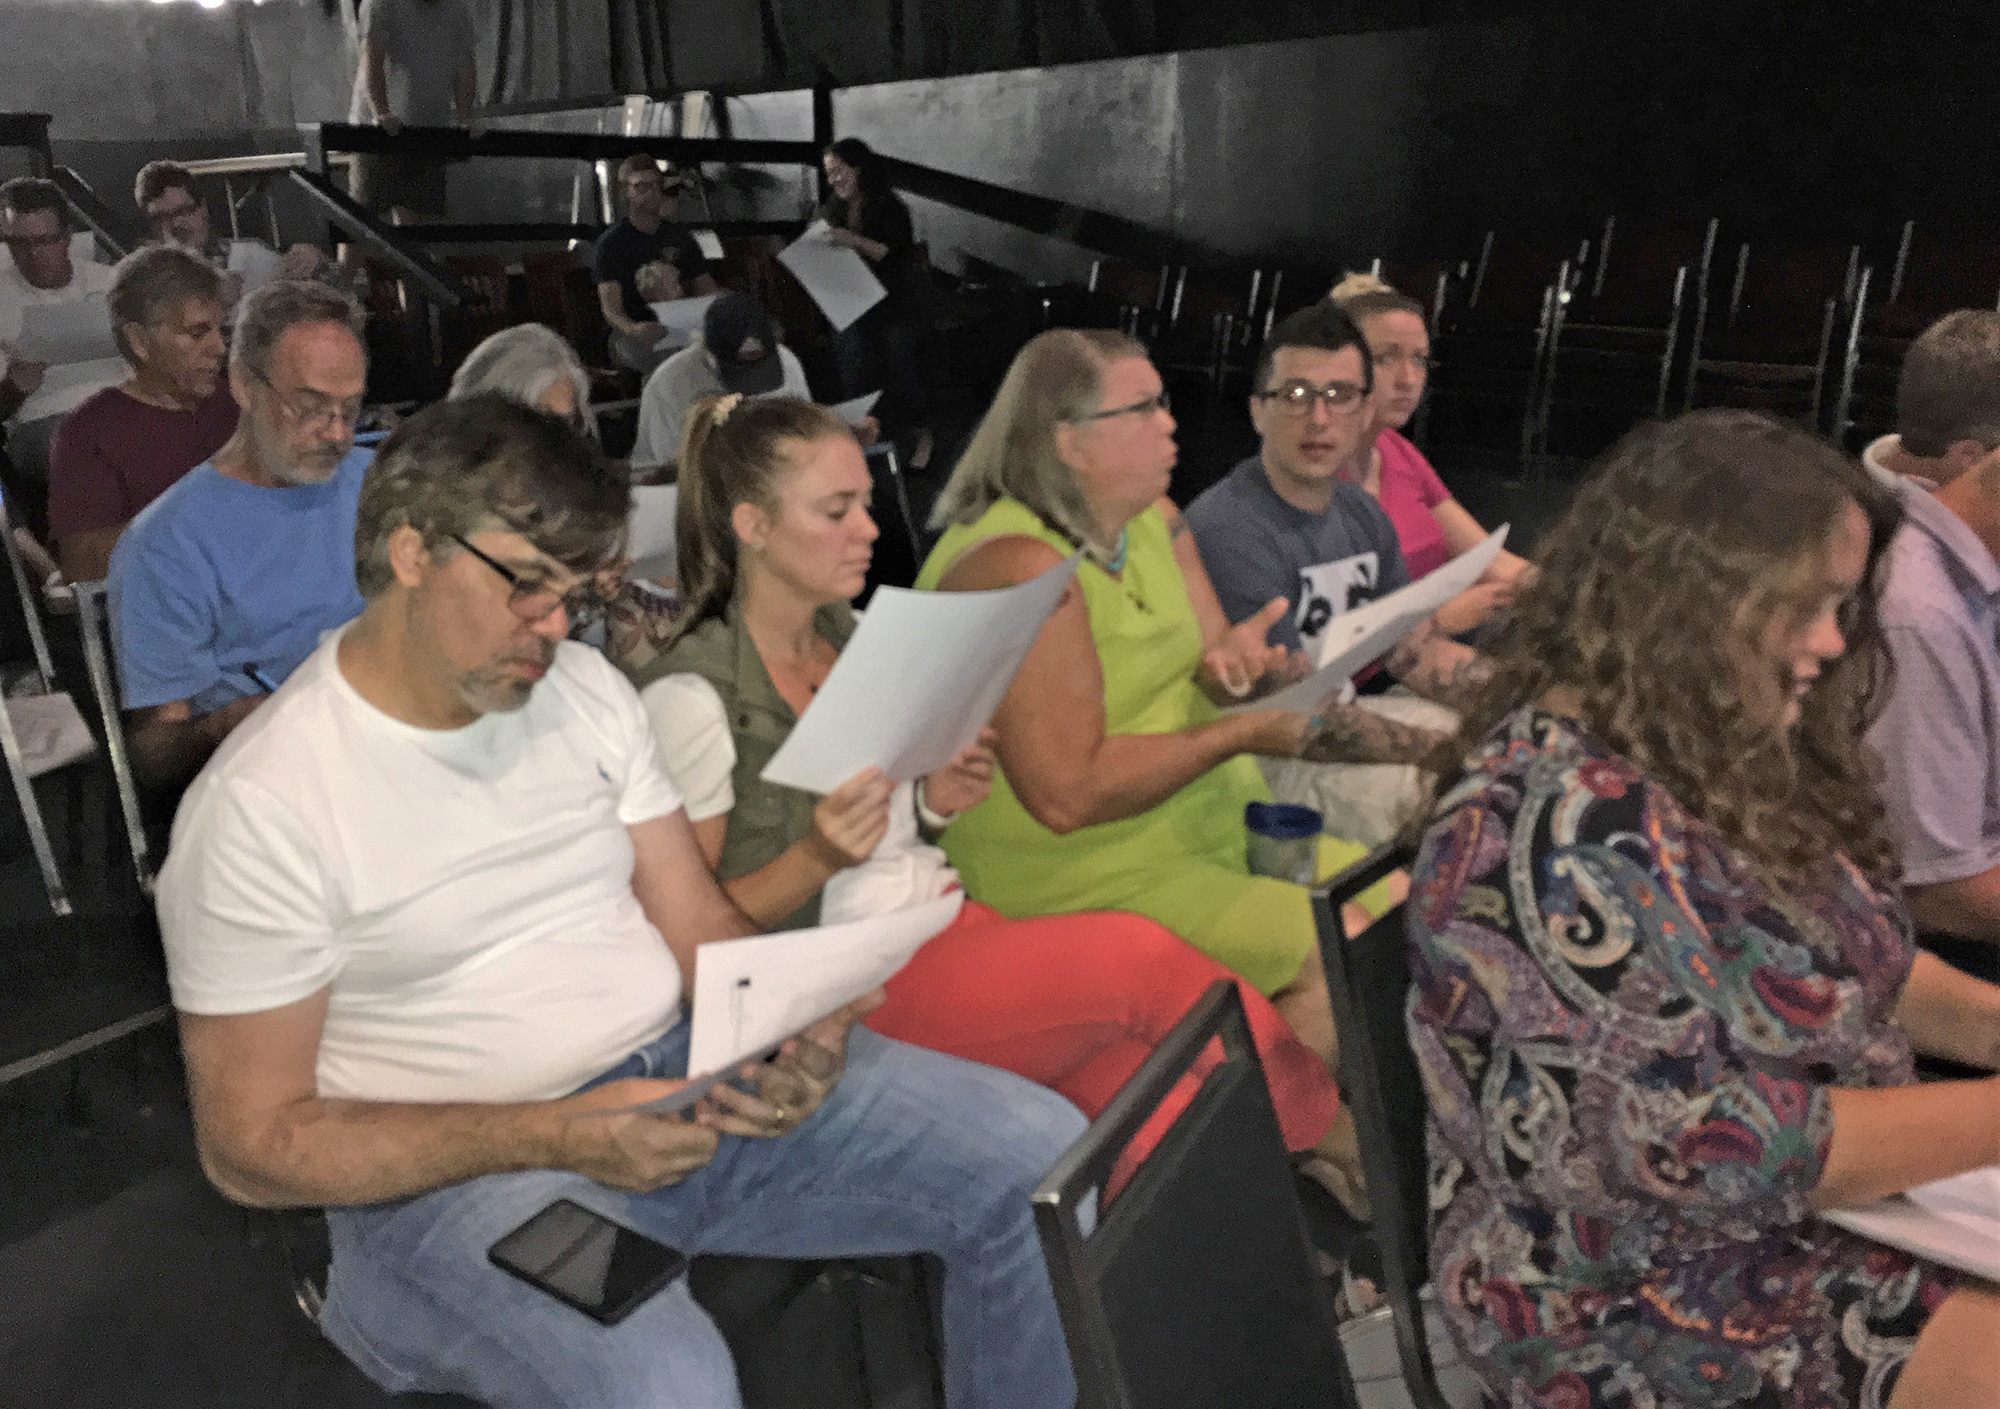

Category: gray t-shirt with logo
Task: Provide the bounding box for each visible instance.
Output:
[1183,454,1410,655]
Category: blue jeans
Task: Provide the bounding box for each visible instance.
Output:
[318,1023,1084,1408]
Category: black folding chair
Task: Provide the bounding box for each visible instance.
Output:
[1033,979,1360,1409]
[1313,845,1461,1409]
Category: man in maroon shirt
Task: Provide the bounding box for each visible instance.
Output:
[49,245,237,582]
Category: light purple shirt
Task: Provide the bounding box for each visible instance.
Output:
[1870,478,2000,886]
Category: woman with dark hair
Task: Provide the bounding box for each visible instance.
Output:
[821,138,932,465]
[1328,272,1530,635]
[625,391,1366,1210]
[1408,409,2000,1409]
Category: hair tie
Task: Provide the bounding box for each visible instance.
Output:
[713,393,744,426]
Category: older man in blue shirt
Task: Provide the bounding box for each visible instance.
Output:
[109,280,370,787]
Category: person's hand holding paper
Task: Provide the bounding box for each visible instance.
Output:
[620,894,963,1118]
[778,223,886,333]
[1229,526,1509,717]
[760,554,1082,794]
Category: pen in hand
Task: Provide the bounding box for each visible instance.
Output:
[244,663,280,694]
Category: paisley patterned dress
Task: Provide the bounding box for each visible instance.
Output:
[1407,710,1956,1409]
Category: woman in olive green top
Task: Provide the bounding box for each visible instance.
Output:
[918,329,1372,1061]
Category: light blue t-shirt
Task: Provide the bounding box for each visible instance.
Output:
[108,447,372,714]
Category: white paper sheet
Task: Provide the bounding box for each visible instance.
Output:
[1228,526,1510,716]
[624,483,679,582]
[14,296,117,366]
[691,229,725,261]
[777,222,887,333]
[1823,1164,2000,1281]
[226,239,285,297]
[830,391,881,426]
[18,356,127,425]
[630,894,964,1115]
[761,553,1081,793]
[647,293,720,348]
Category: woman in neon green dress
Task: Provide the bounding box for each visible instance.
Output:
[916,328,1385,1061]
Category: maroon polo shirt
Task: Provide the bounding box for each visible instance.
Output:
[47,384,238,542]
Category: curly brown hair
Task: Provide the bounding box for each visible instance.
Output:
[1435,409,1905,889]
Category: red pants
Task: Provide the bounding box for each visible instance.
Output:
[866,901,1341,1160]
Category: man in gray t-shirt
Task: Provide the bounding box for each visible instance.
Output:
[349,0,477,222]
[1187,454,1408,656]
[1186,304,1485,725]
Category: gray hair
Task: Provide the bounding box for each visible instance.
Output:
[231,278,366,381]
[108,245,226,362]
[929,327,1146,545]
[448,323,597,439]
[354,393,629,598]
[1898,309,2000,457]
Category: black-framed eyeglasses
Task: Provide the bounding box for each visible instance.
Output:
[1069,390,1172,424]
[1252,378,1368,416]
[450,534,593,621]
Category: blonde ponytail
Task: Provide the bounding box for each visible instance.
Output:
[667,394,852,645]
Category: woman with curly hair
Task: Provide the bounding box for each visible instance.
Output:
[1406,409,2000,1409]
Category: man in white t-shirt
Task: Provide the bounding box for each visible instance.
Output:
[0,177,119,520]
[156,394,1081,1409]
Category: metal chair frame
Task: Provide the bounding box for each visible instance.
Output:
[0,490,73,913]
[1313,844,1454,1409]
[73,581,152,893]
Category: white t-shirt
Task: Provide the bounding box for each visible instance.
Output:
[0,258,118,412]
[640,673,956,924]
[158,632,688,1105]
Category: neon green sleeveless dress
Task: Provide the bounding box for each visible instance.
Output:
[914,499,1316,995]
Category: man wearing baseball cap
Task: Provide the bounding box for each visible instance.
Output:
[632,291,830,465]
[625,292,878,590]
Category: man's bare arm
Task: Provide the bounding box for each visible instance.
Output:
[128,696,264,788]
[362,37,395,128]
[627,811,759,992]
[58,525,123,585]
[596,280,658,341]
[1907,866,2000,947]
[181,990,721,1209]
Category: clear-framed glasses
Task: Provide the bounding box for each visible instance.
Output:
[252,370,365,433]
[1372,349,1434,374]
[1252,378,1368,416]
[449,534,594,621]
[1069,389,1172,424]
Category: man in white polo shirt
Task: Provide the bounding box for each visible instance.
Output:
[1869,312,2000,1012]
[157,394,1081,1408]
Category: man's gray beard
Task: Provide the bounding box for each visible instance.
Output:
[269,449,344,487]
[454,645,558,717]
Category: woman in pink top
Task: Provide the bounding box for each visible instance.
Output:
[1329,272,1531,634]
